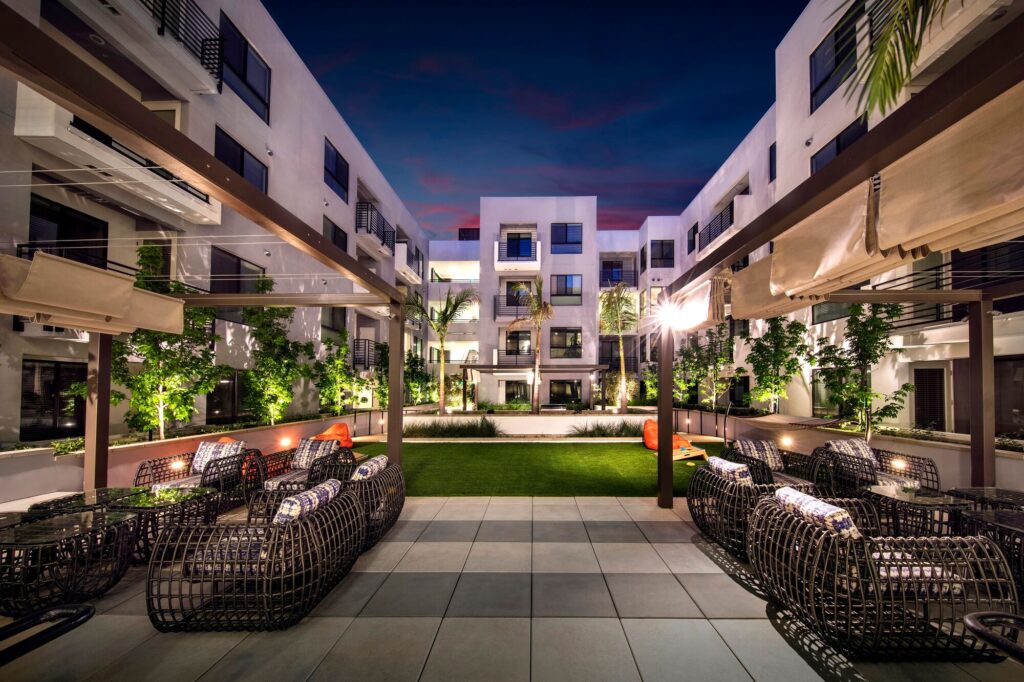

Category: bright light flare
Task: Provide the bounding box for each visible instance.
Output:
[279,437,292,448]
[170,460,186,472]
[891,458,908,472]
[780,435,794,449]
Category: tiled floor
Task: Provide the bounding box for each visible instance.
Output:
[3,496,1022,681]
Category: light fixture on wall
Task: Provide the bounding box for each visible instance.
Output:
[266,146,274,156]
[323,198,329,207]
[264,249,272,257]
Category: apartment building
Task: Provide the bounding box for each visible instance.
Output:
[0,0,428,445]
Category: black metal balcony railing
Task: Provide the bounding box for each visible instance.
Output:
[458,228,480,241]
[136,0,223,81]
[698,200,734,251]
[351,338,378,369]
[493,295,529,319]
[550,347,582,359]
[497,241,537,262]
[496,351,536,367]
[599,269,638,287]
[355,203,396,254]
[397,240,424,277]
[16,243,140,277]
[600,355,638,373]
[430,269,479,284]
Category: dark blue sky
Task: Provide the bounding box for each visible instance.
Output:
[263,0,808,237]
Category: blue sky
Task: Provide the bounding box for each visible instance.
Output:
[263,0,808,237]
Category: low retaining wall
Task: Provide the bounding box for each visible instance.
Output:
[404,413,650,436]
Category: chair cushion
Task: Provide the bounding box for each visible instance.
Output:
[826,439,875,463]
[272,479,342,525]
[152,474,203,491]
[351,455,389,481]
[775,486,862,539]
[735,439,784,472]
[264,468,313,491]
[875,471,921,491]
[771,471,811,488]
[191,440,245,475]
[216,436,237,444]
[707,456,754,487]
[292,438,339,470]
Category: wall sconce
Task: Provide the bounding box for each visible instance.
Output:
[264,249,272,257]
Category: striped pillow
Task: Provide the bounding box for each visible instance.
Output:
[272,479,342,525]
[351,455,389,481]
[735,439,784,472]
[775,486,861,539]
[707,456,753,487]
[826,439,875,463]
[292,437,339,470]
[191,440,245,475]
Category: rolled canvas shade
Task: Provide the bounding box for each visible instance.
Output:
[878,80,1024,253]
[770,183,908,297]
[675,273,727,331]
[0,252,183,334]
[731,255,810,320]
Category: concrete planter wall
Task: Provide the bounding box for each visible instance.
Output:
[404,413,649,436]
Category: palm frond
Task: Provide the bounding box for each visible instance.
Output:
[599,283,637,334]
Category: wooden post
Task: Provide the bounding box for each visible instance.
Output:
[657,326,675,508]
[387,304,404,465]
[968,300,995,485]
[83,333,111,489]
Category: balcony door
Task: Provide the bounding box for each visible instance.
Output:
[505,280,530,306]
[506,233,532,258]
[28,194,108,268]
[20,359,86,441]
[506,330,531,355]
[602,260,623,283]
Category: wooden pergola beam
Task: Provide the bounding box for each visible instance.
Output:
[178,293,387,308]
[825,289,984,303]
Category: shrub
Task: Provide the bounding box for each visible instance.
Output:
[569,421,644,437]
[51,436,86,456]
[404,416,505,437]
[477,399,530,412]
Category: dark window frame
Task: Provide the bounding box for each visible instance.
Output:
[687,224,698,255]
[324,138,350,203]
[207,369,252,425]
[551,274,583,306]
[210,246,265,325]
[505,330,532,355]
[811,117,868,174]
[809,1,864,113]
[639,244,647,273]
[549,380,582,405]
[220,12,271,122]
[20,359,87,441]
[650,240,675,268]
[215,127,267,192]
[550,223,583,254]
[323,215,348,252]
[550,327,583,359]
[768,142,777,182]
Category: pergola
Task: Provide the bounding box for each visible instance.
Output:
[0,4,407,487]
[654,9,1024,508]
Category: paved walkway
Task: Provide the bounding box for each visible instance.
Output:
[3,496,1021,681]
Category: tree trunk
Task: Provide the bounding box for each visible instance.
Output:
[438,338,447,414]
[617,333,627,410]
[157,393,165,441]
[532,326,541,414]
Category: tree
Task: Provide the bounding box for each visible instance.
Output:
[676,324,746,433]
[81,244,228,439]
[741,317,811,414]
[404,287,477,413]
[842,0,957,115]
[510,277,553,414]
[814,303,915,439]
[404,351,435,406]
[372,342,389,409]
[313,330,363,415]
[242,276,314,425]
[599,283,638,409]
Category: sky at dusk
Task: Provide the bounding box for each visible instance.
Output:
[263,0,809,238]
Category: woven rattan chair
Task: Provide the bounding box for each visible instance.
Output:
[258,444,358,493]
[688,459,815,559]
[724,439,835,494]
[747,493,1019,661]
[816,438,940,495]
[341,462,405,550]
[133,446,264,512]
[146,486,365,632]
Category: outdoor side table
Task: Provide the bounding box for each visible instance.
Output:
[864,486,970,536]
[960,510,1024,595]
[948,487,1024,512]
[26,487,147,520]
[0,511,137,617]
[109,487,219,562]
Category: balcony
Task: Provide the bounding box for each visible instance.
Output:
[493,295,530,320]
[395,241,423,285]
[494,350,536,367]
[351,338,379,369]
[698,200,734,252]
[599,269,639,288]
[494,240,541,272]
[14,86,221,225]
[355,203,396,258]
[600,355,639,373]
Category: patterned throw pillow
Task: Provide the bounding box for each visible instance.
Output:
[292,438,339,470]
[707,456,753,487]
[735,439,784,472]
[272,478,342,525]
[826,439,875,463]
[775,486,862,539]
[351,455,389,481]
[191,440,245,475]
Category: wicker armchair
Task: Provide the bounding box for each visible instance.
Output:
[817,440,940,495]
[133,447,264,512]
[687,463,814,559]
[724,442,834,494]
[747,495,1019,661]
[258,446,358,493]
[342,462,406,550]
[146,488,365,632]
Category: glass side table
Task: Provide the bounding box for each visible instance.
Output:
[948,487,1024,512]
[0,511,137,617]
[960,509,1024,595]
[864,486,970,536]
[26,487,147,519]
[109,487,219,562]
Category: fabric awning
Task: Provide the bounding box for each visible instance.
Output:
[878,81,1024,254]
[674,272,728,331]
[0,252,183,334]
[730,255,811,320]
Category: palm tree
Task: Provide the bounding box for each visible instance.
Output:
[842,0,955,115]
[404,287,477,413]
[598,283,637,410]
[510,277,553,414]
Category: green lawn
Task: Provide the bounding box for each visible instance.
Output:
[353,441,722,497]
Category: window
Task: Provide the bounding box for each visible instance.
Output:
[639,290,647,319]
[27,194,108,268]
[812,300,853,325]
[549,380,581,405]
[20,359,86,441]
[550,328,583,359]
[812,369,858,418]
[731,255,749,273]
[210,246,264,324]
[729,376,751,406]
[952,355,1024,434]
[913,368,946,431]
[601,260,623,284]
[650,333,659,362]
[768,142,777,182]
[506,330,532,355]
[215,127,267,192]
[650,240,674,268]
[207,369,252,424]
[220,13,271,122]
[324,139,349,202]
[639,336,647,362]
[505,381,529,403]
[504,232,534,259]
[639,244,647,273]
[551,274,582,305]
[324,216,348,252]
[729,317,750,339]
[811,117,868,174]
[687,224,698,254]
[505,280,530,305]
[650,287,664,308]
[551,223,583,254]
[810,1,863,112]
[322,306,346,333]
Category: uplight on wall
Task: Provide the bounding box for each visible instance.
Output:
[780,435,794,449]
[170,460,186,472]
[279,437,292,448]
[891,458,908,472]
